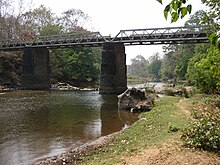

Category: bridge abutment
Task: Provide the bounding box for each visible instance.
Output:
[21,47,51,90]
[99,43,127,94]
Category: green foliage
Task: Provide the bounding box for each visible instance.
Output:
[51,47,101,85]
[174,44,195,80]
[160,45,179,80]
[160,0,192,22]
[209,32,220,49]
[127,54,162,81]
[147,53,162,81]
[187,47,220,94]
[181,110,220,152]
[181,95,220,153]
[168,122,180,132]
[127,55,149,78]
[40,24,62,36]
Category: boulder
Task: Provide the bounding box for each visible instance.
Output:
[118,88,154,113]
[131,98,153,113]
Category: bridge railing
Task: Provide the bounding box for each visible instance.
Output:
[112,26,210,44]
[0,31,111,49]
[34,32,111,45]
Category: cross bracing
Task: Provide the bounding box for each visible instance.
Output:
[0,26,211,50]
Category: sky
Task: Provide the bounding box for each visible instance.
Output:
[29,0,206,64]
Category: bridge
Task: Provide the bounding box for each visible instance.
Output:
[0,26,210,94]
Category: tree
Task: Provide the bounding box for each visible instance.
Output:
[20,5,55,35]
[39,24,62,36]
[58,9,89,33]
[61,48,100,83]
[147,53,162,81]
[187,47,220,93]
[128,55,149,78]
[185,10,213,26]
[160,45,179,80]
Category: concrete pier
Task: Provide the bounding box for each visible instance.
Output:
[99,43,127,94]
[21,47,51,90]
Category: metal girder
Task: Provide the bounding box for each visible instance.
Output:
[111,26,210,45]
[0,26,210,50]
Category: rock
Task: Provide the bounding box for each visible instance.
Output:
[131,99,153,113]
[52,82,80,90]
[118,88,154,113]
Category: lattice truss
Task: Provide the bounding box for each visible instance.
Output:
[0,26,210,50]
[0,32,110,50]
[113,26,210,45]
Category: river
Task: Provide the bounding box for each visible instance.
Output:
[0,90,138,165]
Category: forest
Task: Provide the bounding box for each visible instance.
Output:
[0,0,102,87]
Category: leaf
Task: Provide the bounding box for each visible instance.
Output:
[180,7,188,19]
[209,33,217,46]
[164,4,170,12]
[187,4,192,14]
[156,0,163,4]
[164,5,170,20]
[171,12,179,23]
[173,2,179,11]
[164,11,169,20]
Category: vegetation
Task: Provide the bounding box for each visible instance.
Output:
[128,1,220,94]
[156,0,192,23]
[181,95,220,153]
[0,1,101,87]
[127,53,162,82]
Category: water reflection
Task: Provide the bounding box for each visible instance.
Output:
[100,95,138,135]
[0,90,138,165]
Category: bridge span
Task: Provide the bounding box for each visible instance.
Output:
[0,26,210,94]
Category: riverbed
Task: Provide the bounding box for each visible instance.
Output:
[0,90,138,165]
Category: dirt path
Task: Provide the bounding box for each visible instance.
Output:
[117,139,220,165]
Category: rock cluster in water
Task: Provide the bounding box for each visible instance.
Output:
[52,82,98,91]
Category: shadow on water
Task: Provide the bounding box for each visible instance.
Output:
[100,94,138,136]
[0,90,138,165]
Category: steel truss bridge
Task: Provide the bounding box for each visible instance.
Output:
[0,26,210,50]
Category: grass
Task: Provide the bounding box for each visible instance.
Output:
[78,96,190,165]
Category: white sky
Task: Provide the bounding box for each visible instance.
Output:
[30,0,206,64]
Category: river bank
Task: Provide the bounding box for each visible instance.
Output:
[36,94,220,165]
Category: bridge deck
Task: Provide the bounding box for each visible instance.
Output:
[0,26,210,50]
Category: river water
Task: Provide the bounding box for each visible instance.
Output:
[0,90,138,165]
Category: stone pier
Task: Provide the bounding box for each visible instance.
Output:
[99,43,127,94]
[21,47,51,90]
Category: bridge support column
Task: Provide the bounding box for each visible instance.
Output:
[99,43,127,94]
[21,47,51,90]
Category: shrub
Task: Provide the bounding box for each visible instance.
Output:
[181,112,220,152]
